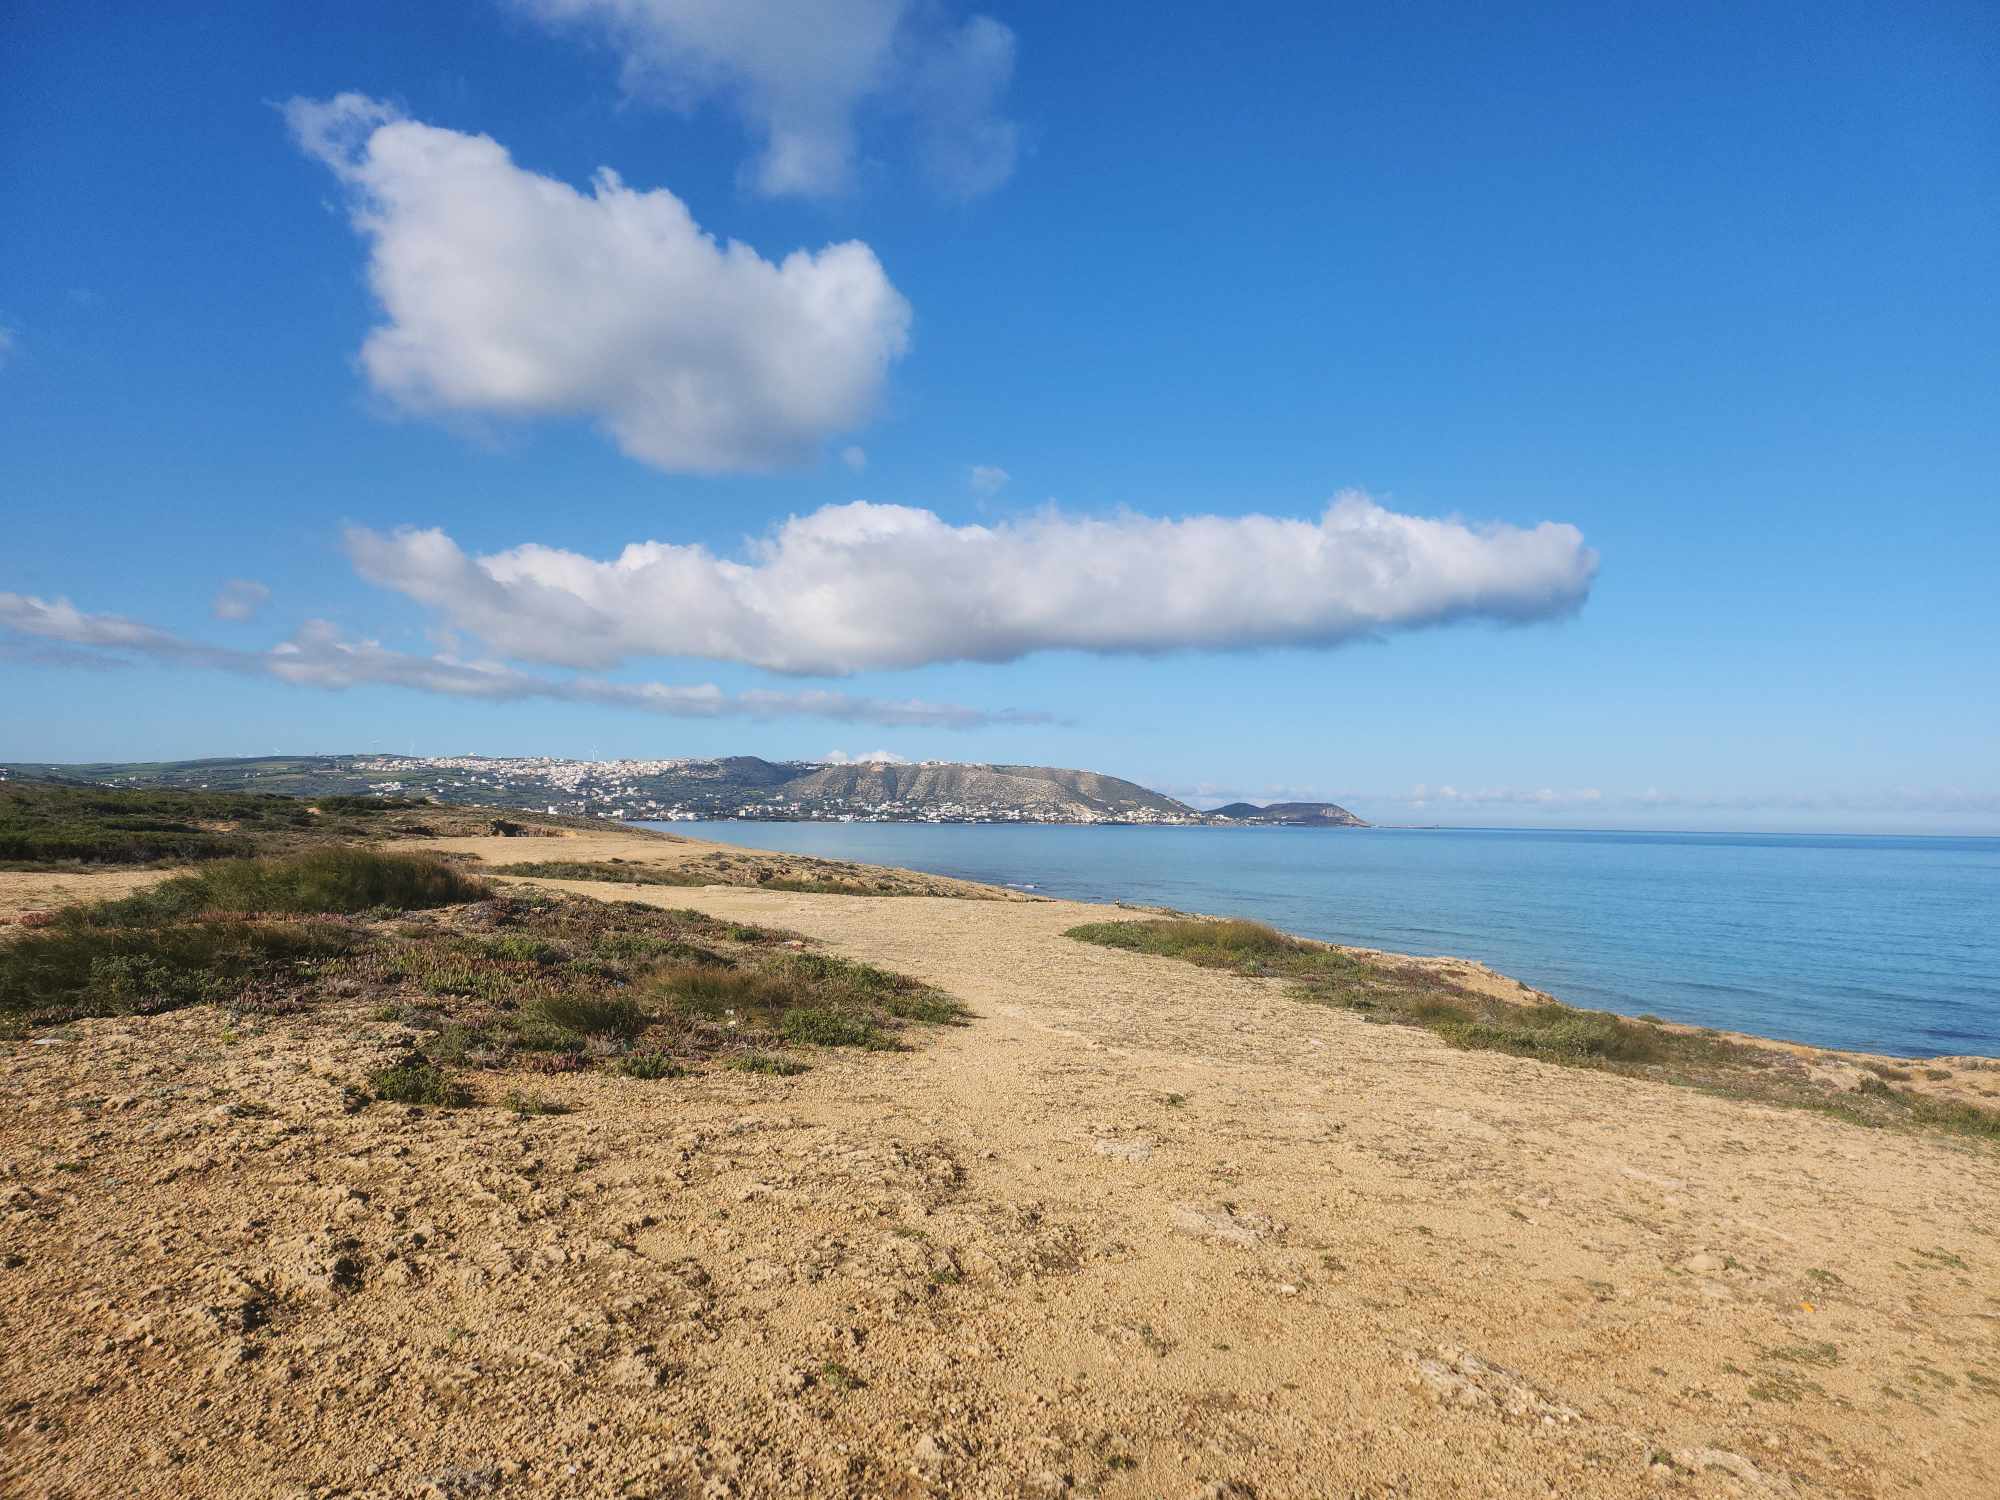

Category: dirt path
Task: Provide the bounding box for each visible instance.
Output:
[3,872,1997,1497]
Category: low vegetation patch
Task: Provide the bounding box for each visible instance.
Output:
[618,1051,689,1080]
[3,838,961,1092]
[371,1055,471,1108]
[75,847,491,926]
[0,918,359,1022]
[1065,917,1360,978]
[1065,918,2000,1142]
[0,778,461,867]
[647,947,966,1054]
[493,859,710,887]
[496,852,994,899]
[728,1053,810,1077]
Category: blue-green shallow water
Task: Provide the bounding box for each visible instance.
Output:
[637,822,2000,1058]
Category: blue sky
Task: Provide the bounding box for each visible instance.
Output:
[3,0,1996,832]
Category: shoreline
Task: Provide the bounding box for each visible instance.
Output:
[432,824,2000,1093]
[640,812,2000,1072]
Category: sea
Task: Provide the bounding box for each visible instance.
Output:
[635,821,2000,1058]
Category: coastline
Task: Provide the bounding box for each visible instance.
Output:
[4,821,1997,1497]
[642,817,1999,1064]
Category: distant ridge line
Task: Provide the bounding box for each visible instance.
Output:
[0,754,1371,829]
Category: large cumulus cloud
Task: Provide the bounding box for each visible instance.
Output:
[286,94,911,472]
[346,491,1601,676]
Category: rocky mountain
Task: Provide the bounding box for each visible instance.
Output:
[780,761,1190,822]
[1208,800,1368,827]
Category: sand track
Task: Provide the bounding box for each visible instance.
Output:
[2,846,1996,1498]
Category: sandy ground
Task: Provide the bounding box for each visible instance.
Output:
[0,866,176,921]
[3,836,1997,1498]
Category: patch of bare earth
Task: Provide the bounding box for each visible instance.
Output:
[0,867,178,923]
[3,845,1996,1497]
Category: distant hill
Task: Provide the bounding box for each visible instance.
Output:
[0,755,1370,827]
[783,761,1188,821]
[1207,800,1368,827]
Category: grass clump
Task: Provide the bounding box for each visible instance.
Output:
[648,948,964,1055]
[819,1360,865,1391]
[729,1053,810,1077]
[494,859,706,887]
[780,1006,891,1049]
[1065,917,1361,980]
[371,1056,471,1107]
[1066,918,2000,1144]
[79,848,490,925]
[481,933,567,964]
[524,992,650,1041]
[0,779,474,868]
[502,1088,568,1117]
[618,1051,689,1080]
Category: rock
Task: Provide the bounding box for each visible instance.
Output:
[1671,1447,1795,1495]
[913,1433,952,1470]
[1684,1251,1726,1274]
[1170,1202,1276,1248]
[1406,1347,1581,1425]
[1092,1138,1155,1163]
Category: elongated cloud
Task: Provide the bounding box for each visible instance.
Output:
[0,594,1042,729]
[285,94,911,472]
[515,0,1018,198]
[211,579,271,622]
[346,491,1598,676]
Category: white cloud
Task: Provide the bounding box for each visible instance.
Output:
[345,490,1599,676]
[211,579,272,622]
[820,748,911,765]
[841,444,868,472]
[514,0,1017,198]
[285,94,912,473]
[0,593,1044,729]
[968,463,1009,495]
[0,325,16,369]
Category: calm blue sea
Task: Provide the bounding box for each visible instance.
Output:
[638,822,2000,1058]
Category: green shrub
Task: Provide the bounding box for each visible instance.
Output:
[428,1022,488,1064]
[525,992,649,1040]
[618,1051,689,1080]
[77,848,488,925]
[1064,917,1362,979]
[494,860,704,887]
[502,1089,568,1117]
[780,1005,892,1049]
[728,1053,809,1077]
[371,1057,470,1107]
[778,952,966,1022]
[0,918,357,1022]
[650,963,799,1026]
[313,795,424,813]
[482,933,568,964]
